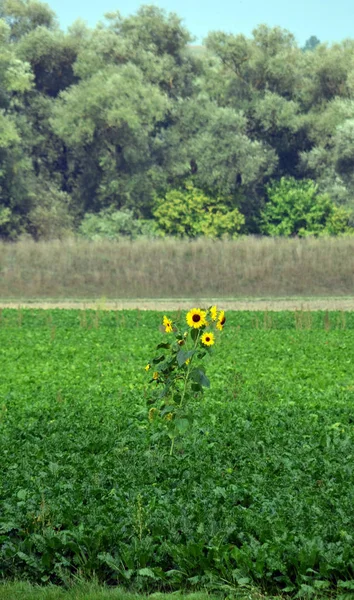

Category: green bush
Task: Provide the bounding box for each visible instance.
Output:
[28,187,74,240]
[153,183,245,238]
[261,177,353,237]
[78,208,158,240]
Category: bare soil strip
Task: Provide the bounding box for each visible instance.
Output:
[1,298,354,311]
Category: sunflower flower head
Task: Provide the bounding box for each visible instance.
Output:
[163,315,173,333]
[145,364,150,371]
[210,305,218,321]
[201,331,215,347]
[153,371,159,380]
[217,310,226,330]
[186,308,207,329]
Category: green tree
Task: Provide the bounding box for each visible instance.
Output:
[148,97,277,231]
[302,36,320,52]
[0,0,57,41]
[261,177,352,237]
[0,18,35,238]
[153,182,245,238]
[51,63,170,215]
[300,98,354,209]
[0,1,83,238]
[202,24,309,219]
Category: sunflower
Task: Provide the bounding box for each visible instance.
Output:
[217,310,226,330]
[201,331,215,346]
[210,305,218,321]
[153,371,159,380]
[163,315,173,333]
[186,308,207,329]
[145,364,150,371]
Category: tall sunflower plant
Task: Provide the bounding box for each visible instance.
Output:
[145,306,226,455]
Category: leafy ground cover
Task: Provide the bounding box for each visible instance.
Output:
[1,309,354,596]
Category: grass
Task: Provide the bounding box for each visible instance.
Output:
[1,308,354,596]
[0,583,223,600]
[1,237,354,299]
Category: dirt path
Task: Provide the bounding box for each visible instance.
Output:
[1,298,354,311]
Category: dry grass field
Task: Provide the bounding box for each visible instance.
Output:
[0,236,353,301]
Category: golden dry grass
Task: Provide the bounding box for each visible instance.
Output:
[0,236,353,300]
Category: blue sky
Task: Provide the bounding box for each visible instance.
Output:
[47,0,354,46]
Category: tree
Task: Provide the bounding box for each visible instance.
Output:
[51,63,170,215]
[1,1,354,240]
[303,36,320,52]
[0,0,58,41]
[0,18,35,238]
[153,182,245,238]
[261,177,352,237]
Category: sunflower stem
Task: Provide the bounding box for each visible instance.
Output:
[179,330,200,409]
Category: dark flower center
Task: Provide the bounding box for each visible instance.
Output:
[205,336,210,342]
[192,314,201,322]
[220,316,226,325]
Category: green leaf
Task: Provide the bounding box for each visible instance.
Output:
[152,354,165,364]
[191,382,202,393]
[338,581,354,590]
[17,489,27,500]
[190,329,199,342]
[190,368,210,388]
[177,349,195,367]
[156,342,171,350]
[138,568,157,579]
[174,418,190,434]
[160,405,176,415]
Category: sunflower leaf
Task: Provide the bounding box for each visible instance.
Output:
[152,354,165,364]
[190,329,199,342]
[190,368,210,388]
[191,382,202,393]
[177,349,195,367]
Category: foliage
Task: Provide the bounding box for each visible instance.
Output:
[1,3,354,238]
[51,63,169,215]
[78,208,158,241]
[302,35,321,52]
[153,183,245,238]
[1,309,354,594]
[261,177,353,236]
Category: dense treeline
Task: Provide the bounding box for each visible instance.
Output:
[0,0,354,240]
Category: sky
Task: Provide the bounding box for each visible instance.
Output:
[47,0,354,46]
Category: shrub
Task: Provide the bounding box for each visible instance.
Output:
[261,177,353,237]
[28,187,74,240]
[153,183,245,238]
[78,208,158,240]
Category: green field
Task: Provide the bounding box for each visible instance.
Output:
[1,309,354,596]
